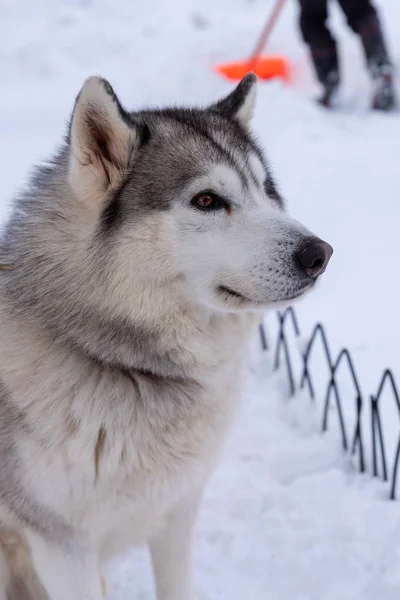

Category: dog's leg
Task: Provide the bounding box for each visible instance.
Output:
[149,490,202,600]
[27,533,103,600]
[101,574,108,598]
[0,529,49,600]
[0,545,9,600]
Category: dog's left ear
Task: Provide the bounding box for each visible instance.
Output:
[209,73,257,128]
[68,77,141,204]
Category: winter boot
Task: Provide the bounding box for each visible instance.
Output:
[358,15,396,111]
[310,43,340,108]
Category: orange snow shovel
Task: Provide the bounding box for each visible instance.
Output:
[214,0,290,82]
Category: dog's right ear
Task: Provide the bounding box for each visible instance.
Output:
[68,77,140,204]
[209,73,257,128]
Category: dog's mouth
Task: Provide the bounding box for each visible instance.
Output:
[217,285,248,301]
[217,281,313,306]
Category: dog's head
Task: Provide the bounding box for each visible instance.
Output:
[67,75,332,316]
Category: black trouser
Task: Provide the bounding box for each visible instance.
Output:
[299,0,378,47]
[298,0,390,84]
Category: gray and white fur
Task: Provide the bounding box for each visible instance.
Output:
[0,74,332,599]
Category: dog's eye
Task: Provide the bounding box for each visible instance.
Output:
[191,193,229,212]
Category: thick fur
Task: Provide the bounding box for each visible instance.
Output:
[0,74,331,599]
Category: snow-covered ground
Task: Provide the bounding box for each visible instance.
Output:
[1,0,400,598]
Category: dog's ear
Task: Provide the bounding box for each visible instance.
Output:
[209,73,257,128]
[68,77,140,203]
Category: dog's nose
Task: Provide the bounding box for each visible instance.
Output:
[296,239,333,279]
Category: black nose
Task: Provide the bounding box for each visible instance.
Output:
[296,239,333,279]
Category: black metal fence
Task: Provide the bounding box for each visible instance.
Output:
[259,308,400,500]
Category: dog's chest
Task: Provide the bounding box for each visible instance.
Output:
[84,388,236,554]
[22,366,242,553]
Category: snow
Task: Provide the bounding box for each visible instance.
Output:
[1,0,400,598]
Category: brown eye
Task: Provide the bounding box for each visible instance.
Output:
[191,192,230,212]
[196,194,214,208]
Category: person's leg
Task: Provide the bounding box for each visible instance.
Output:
[338,0,395,110]
[298,0,340,105]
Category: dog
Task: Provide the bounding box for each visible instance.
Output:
[0,73,332,599]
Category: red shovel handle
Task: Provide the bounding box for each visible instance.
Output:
[249,0,287,69]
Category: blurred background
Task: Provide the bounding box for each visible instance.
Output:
[0,1,399,598]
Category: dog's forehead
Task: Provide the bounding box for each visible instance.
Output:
[142,110,266,181]
[145,109,258,160]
